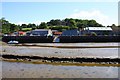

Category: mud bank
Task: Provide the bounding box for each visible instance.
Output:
[2,54,120,66]
[12,44,119,48]
[2,45,119,58]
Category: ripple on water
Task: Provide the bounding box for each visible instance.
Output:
[2,61,119,78]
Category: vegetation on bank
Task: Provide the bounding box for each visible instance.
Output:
[0,17,120,34]
[21,28,32,32]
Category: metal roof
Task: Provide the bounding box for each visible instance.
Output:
[32,29,50,31]
[85,27,112,31]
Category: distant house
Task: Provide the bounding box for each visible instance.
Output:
[52,30,58,33]
[26,31,31,36]
[19,31,26,35]
[13,31,26,36]
[52,30,62,35]
[53,32,62,35]
[82,27,113,35]
[62,29,79,36]
[29,29,53,36]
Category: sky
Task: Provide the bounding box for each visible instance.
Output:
[1,1,119,26]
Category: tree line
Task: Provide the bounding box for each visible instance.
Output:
[0,17,119,34]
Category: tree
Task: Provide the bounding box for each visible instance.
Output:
[2,23,11,33]
[82,20,88,27]
[76,20,86,29]
[1,18,21,33]
[53,19,61,26]
[27,23,36,28]
[1,18,11,33]
[111,24,116,28]
[38,22,47,29]
[21,24,27,28]
[10,24,16,33]
[1,17,105,34]
[69,19,77,29]
[64,18,77,29]
[88,20,97,27]
[15,25,21,31]
[48,19,61,26]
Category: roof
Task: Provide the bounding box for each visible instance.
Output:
[85,27,112,31]
[19,31,25,34]
[52,30,58,32]
[32,29,50,31]
[62,29,79,35]
[53,32,62,35]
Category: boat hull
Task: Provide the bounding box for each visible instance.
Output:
[59,36,120,43]
[2,36,54,43]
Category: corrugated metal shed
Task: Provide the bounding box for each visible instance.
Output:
[62,29,79,36]
[85,27,112,31]
[32,29,49,31]
[30,29,52,36]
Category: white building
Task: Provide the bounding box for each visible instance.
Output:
[82,27,113,35]
[28,29,53,36]
[84,27,112,31]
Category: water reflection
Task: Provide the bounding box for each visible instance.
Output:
[2,61,118,78]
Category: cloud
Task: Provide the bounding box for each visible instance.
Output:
[67,10,117,26]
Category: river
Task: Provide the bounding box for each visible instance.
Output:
[2,43,119,58]
[1,42,120,78]
[2,61,119,78]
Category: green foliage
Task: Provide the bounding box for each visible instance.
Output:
[111,24,116,27]
[2,17,117,34]
[90,32,97,36]
[27,23,36,28]
[21,28,32,31]
[1,18,21,33]
[48,25,70,31]
[21,24,27,28]
[38,22,47,29]
[48,19,61,26]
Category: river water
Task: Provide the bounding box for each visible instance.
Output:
[2,61,119,78]
[1,42,120,78]
[2,43,119,58]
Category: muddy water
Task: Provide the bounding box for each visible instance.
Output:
[28,43,119,47]
[2,46,119,58]
[2,61,119,78]
[1,43,119,78]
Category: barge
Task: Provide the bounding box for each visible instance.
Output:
[2,35,120,43]
[2,36,54,43]
[59,36,120,43]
